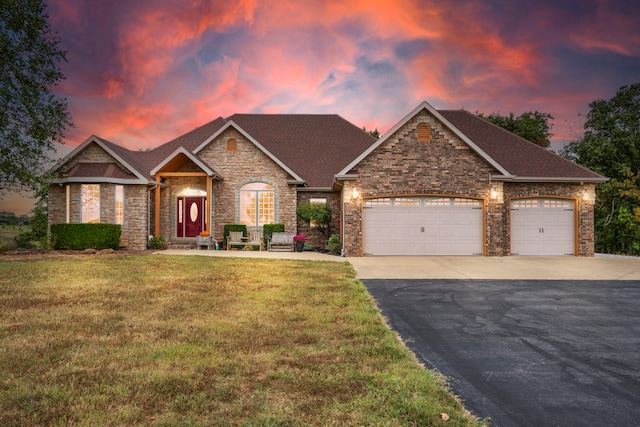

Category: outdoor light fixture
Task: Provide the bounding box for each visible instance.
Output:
[490,188,498,199]
[351,187,359,200]
[582,190,590,201]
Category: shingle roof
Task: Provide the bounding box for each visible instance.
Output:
[64,163,136,179]
[61,105,605,187]
[139,117,227,177]
[439,110,605,180]
[226,114,377,187]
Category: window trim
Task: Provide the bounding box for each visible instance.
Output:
[115,185,124,225]
[81,184,101,223]
[239,182,275,226]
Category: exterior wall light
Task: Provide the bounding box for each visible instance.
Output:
[351,187,359,200]
[490,188,498,199]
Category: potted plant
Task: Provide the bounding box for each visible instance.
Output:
[293,234,306,252]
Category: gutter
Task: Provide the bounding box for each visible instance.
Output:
[491,175,609,183]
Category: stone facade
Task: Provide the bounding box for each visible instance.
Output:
[341,109,597,257]
[47,182,149,250]
[184,128,298,243]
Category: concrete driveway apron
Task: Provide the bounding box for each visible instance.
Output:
[350,257,640,427]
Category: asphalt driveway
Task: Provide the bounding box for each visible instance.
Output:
[362,277,640,426]
[351,257,640,426]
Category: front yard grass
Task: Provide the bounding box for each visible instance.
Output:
[0,254,484,426]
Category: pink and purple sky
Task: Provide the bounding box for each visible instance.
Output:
[4,0,640,214]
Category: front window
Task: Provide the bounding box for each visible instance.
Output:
[240,183,274,226]
[82,184,100,223]
[115,185,124,224]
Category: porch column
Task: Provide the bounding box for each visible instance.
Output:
[206,176,211,233]
[154,175,161,237]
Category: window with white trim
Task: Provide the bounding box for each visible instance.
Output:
[240,183,274,226]
[115,185,124,224]
[81,184,100,223]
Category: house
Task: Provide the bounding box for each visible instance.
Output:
[48,101,606,256]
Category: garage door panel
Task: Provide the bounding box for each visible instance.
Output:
[511,199,575,256]
[363,198,483,256]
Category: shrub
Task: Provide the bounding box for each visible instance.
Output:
[50,223,121,250]
[327,234,341,254]
[148,236,167,250]
[15,231,34,249]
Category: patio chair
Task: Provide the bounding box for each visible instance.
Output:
[246,229,264,251]
[227,231,244,250]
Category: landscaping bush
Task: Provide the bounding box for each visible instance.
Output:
[148,236,167,250]
[50,223,121,250]
[327,233,341,254]
[14,231,34,249]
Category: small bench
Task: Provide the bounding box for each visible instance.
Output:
[267,232,296,252]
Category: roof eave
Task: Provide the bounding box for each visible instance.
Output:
[491,175,610,183]
[51,177,150,185]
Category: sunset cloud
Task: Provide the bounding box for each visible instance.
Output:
[43,0,640,152]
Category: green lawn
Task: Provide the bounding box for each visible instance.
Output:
[0,254,485,426]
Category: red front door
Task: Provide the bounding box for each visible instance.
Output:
[177,197,203,237]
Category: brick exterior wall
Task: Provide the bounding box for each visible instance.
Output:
[167,128,299,243]
[341,109,597,257]
[48,142,150,251]
[296,191,341,249]
[48,182,149,250]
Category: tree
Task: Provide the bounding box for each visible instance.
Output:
[562,83,640,254]
[478,111,553,147]
[296,202,332,240]
[362,127,380,139]
[0,0,72,195]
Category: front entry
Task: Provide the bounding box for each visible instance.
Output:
[177,197,204,237]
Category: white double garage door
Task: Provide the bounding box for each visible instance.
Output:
[362,197,575,256]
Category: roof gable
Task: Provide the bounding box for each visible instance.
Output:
[52,136,149,184]
[338,101,606,183]
[225,114,377,188]
[192,120,305,183]
[150,147,220,178]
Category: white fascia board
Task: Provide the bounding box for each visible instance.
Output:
[491,175,609,183]
[150,147,216,177]
[51,177,150,185]
[193,120,305,182]
[337,101,514,178]
[334,174,359,181]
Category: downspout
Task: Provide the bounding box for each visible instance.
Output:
[147,184,157,248]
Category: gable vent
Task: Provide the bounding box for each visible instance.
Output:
[417,124,431,142]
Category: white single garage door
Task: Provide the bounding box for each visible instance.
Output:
[510,198,575,255]
[362,197,484,256]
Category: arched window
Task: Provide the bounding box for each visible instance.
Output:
[417,123,431,142]
[240,183,274,226]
